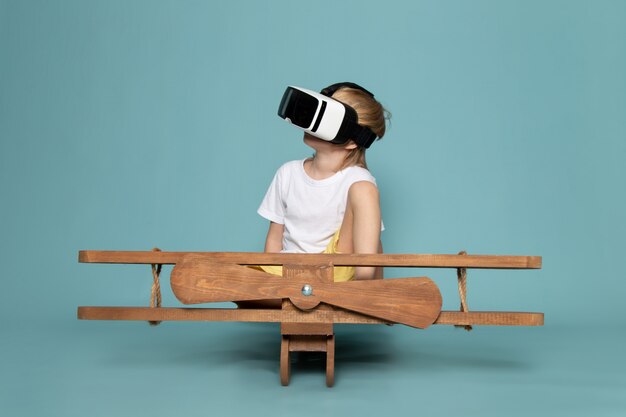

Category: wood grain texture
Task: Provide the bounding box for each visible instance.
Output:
[282,264,333,311]
[170,254,443,329]
[281,323,334,335]
[79,250,542,269]
[170,256,284,304]
[326,336,335,387]
[288,336,328,352]
[77,307,544,326]
[280,336,290,386]
[281,297,334,334]
[435,311,544,326]
[77,306,384,323]
[281,283,334,335]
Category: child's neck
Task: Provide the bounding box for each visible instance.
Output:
[305,152,347,180]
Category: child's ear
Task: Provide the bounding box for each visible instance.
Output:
[344,141,358,150]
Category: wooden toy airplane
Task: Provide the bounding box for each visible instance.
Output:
[77,250,543,386]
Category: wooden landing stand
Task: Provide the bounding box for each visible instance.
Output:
[280,264,336,386]
[77,250,543,386]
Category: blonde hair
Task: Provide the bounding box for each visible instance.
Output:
[331,86,390,170]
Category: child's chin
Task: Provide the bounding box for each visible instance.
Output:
[304,134,329,147]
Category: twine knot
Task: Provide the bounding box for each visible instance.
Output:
[456,250,472,331]
[149,247,162,326]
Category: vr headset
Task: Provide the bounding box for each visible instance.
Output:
[277,82,378,149]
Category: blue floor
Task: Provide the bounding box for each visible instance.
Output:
[2,318,624,417]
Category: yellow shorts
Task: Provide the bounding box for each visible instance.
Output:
[256,230,355,282]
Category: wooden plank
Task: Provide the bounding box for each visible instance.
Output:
[435,311,544,326]
[77,307,543,326]
[79,251,542,269]
[77,306,284,322]
[77,306,384,324]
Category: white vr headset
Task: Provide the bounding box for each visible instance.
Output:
[277,82,378,149]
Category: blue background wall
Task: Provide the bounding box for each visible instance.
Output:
[1,1,625,416]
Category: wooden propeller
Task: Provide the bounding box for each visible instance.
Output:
[170,254,442,329]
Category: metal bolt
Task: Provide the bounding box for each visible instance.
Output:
[301,284,313,296]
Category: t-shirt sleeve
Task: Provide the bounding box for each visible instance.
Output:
[257,166,286,224]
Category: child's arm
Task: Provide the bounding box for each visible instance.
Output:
[374,240,384,279]
[342,181,382,280]
[352,182,381,280]
[264,221,284,252]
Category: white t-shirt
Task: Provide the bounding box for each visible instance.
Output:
[258,159,382,253]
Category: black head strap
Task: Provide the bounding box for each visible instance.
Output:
[320,82,378,149]
[320,82,375,98]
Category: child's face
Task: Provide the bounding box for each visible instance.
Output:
[303,133,357,152]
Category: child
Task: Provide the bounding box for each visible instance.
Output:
[257,82,389,283]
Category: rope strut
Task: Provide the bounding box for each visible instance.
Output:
[149,247,162,326]
[456,251,472,331]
